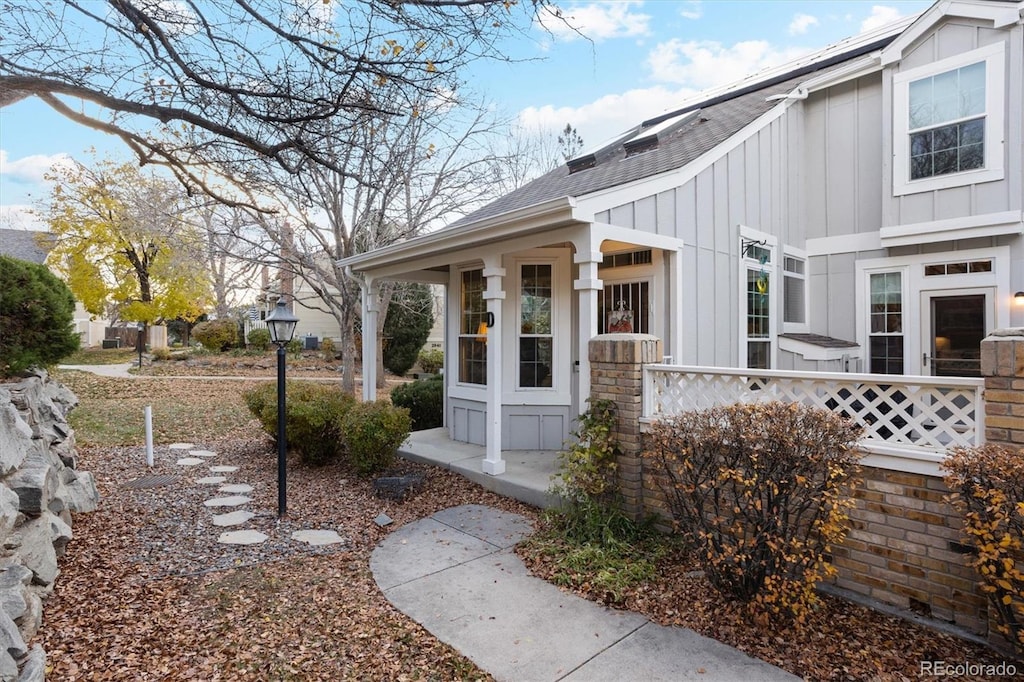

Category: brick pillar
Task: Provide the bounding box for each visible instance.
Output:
[980,328,1024,447]
[588,334,663,516]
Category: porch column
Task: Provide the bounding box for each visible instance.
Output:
[666,247,684,364]
[482,260,506,475]
[361,278,379,402]
[574,250,604,404]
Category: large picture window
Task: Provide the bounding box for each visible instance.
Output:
[893,42,1004,195]
[869,272,904,374]
[519,264,552,388]
[458,269,486,385]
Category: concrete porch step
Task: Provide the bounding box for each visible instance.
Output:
[398,428,562,509]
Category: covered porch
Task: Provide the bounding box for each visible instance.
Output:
[340,196,686,478]
[398,428,561,508]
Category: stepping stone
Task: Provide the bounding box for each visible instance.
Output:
[190,450,217,458]
[219,483,253,494]
[196,476,227,486]
[176,457,205,467]
[168,443,196,450]
[212,510,255,527]
[218,530,268,545]
[209,466,239,473]
[292,530,345,546]
[204,495,251,508]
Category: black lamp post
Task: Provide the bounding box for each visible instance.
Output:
[265,299,299,518]
[136,322,145,370]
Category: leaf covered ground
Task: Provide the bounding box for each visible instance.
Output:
[44,366,1019,680]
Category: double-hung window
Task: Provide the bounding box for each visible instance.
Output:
[519,264,553,388]
[868,272,904,374]
[743,241,773,370]
[893,42,1004,195]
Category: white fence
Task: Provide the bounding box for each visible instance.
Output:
[642,365,984,457]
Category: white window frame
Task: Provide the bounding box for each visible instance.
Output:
[454,265,487,388]
[865,269,908,375]
[892,41,1005,196]
[782,246,809,333]
[516,260,556,391]
[738,226,778,369]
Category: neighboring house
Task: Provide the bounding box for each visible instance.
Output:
[0,228,108,347]
[341,0,1024,474]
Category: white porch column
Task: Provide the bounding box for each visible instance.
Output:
[574,250,603,404]
[482,260,506,475]
[361,278,379,402]
[667,246,684,364]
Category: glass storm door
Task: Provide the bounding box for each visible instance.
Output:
[923,291,990,377]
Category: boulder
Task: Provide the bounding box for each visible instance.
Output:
[0,589,25,624]
[4,459,58,518]
[0,608,27,660]
[16,644,44,682]
[0,567,32,592]
[0,649,15,682]
[48,514,72,558]
[15,593,41,643]
[0,488,21,543]
[14,518,57,587]
[0,397,30,476]
[64,473,99,514]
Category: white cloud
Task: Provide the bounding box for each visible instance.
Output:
[788,13,819,36]
[861,5,903,33]
[679,1,702,20]
[0,150,73,183]
[645,39,809,89]
[0,204,45,231]
[541,2,651,42]
[518,85,699,151]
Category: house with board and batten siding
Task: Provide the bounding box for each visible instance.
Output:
[340,0,1024,477]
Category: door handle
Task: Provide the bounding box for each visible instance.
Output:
[922,352,929,366]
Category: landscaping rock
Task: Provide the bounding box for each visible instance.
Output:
[0,649,15,682]
[16,644,45,682]
[63,472,98,513]
[373,472,424,500]
[211,511,255,527]
[15,518,57,587]
[0,588,26,623]
[204,496,251,508]
[4,456,57,517]
[16,593,41,643]
[48,513,72,558]
[0,488,21,540]
[0,608,27,659]
[0,398,30,476]
[218,530,268,545]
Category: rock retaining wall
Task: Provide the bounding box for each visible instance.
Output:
[0,370,98,681]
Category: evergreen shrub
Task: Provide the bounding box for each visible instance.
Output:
[341,401,411,475]
[0,256,80,375]
[390,375,443,430]
[192,318,238,351]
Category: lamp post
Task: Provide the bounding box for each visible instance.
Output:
[136,322,145,370]
[264,299,299,518]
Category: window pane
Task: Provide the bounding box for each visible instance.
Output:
[459,269,487,385]
[910,154,932,180]
[747,341,770,370]
[908,79,933,128]
[459,337,486,385]
[870,336,904,374]
[784,273,805,324]
[598,281,649,334]
[960,143,984,170]
[520,264,552,335]
[519,338,552,388]
[959,61,986,117]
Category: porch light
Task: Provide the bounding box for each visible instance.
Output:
[1015,291,1024,305]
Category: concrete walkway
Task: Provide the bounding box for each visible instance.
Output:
[59,363,136,378]
[371,505,798,682]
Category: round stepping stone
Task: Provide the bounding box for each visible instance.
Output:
[212,510,255,527]
[203,495,251,508]
[196,476,227,486]
[219,483,253,494]
[168,443,196,450]
[218,530,268,545]
[291,530,345,546]
[176,457,205,467]
[190,450,217,458]
[209,466,238,474]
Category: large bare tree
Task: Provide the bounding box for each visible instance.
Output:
[246,92,507,393]
[0,0,559,200]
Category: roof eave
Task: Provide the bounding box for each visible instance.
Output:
[338,195,582,273]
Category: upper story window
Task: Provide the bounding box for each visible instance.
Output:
[893,42,1004,195]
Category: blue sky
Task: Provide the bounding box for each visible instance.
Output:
[0,0,932,229]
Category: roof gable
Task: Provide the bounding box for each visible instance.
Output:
[881,0,1023,66]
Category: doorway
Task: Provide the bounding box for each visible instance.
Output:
[922,291,990,377]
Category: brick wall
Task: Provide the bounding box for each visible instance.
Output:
[588,330,1024,644]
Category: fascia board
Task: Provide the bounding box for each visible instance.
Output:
[801,54,882,92]
[880,210,1023,247]
[338,196,580,273]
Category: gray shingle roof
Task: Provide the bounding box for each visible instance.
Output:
[450,33,899,230]
[0,229,51,264]
[780,333,859,349]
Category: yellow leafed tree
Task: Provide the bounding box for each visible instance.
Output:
[43,158,213,325]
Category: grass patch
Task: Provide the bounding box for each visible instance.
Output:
[519,500,670,604]
[63,347,138,365]
[55,370,262,446]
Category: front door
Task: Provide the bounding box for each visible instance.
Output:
[921,289,992,377]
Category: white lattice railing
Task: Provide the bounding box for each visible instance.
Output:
[642,365,985,455]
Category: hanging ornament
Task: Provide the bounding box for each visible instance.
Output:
[755,253,768,296]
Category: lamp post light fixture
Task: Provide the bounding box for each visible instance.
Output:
[265,299,299,518]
